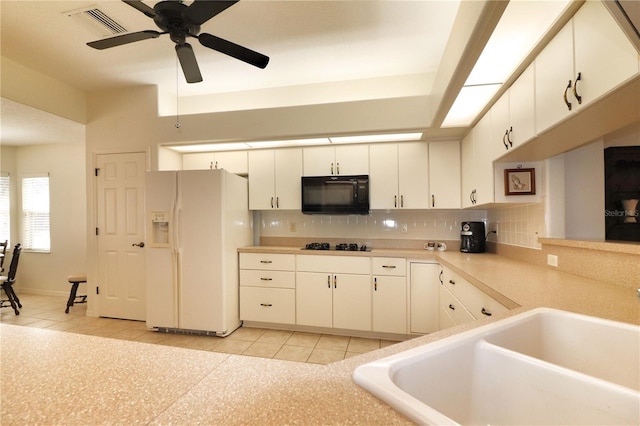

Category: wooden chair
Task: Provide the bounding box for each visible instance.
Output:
[0,244,23,315]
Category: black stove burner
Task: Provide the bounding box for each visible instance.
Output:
[335,243,360,251]
[305,242,330,250]
[303,242,370,251]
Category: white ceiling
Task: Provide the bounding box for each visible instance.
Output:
[1,0,460,97]
[0,0,576,147]
[0,0,466,146]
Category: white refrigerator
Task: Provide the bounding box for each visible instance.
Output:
[145,169,251,336]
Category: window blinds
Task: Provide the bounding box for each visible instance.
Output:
[22,174,50,251]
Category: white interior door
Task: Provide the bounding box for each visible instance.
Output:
[96,152,147,321]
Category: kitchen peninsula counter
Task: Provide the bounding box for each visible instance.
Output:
[2,250,638,425]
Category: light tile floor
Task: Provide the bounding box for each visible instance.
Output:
[0,293,399,364]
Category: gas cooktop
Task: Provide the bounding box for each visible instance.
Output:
[303,242,371,252]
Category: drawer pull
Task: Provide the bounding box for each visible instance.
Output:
[260,260,273,264]
[481,307,492,317]
[449,279,456,285]
[260,303,273,307]
[448,304,455,311]
[382,265,396,269]
[260,277,273,281]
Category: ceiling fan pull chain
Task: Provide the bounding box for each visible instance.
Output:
[175,57,181,129]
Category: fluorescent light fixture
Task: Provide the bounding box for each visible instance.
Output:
[442,84,501,127]
[245,138,330,148]
[329,133,423,144]
[168,142,250,153]
[443,0,571,127]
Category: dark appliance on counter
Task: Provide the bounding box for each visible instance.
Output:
[303,242,371,252]
[301,175,369,215]
[460,221,486,253]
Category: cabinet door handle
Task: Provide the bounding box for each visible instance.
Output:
[481,307,492,316]
[327,275,331,289]
[448,304,455,311]
[432,194,435,208]
[331,162,334,175]
[276,196,280,209]
[400,195,404,208]
[260,303,273,307]
[507,126,513,147]
[270,196,274,209]
[374,277,378,291]
[563,79,573,111]
[334,275,337,288]
[260,260,272,264]
[573,72,582,105]
[503,129,509,150]
[260,277,273,281]
[449,279,456,285]
[394,195,397,208]
[336,162,340,175]
[439,270,443,285]
[214,161,219,169]
[382,265,396,269]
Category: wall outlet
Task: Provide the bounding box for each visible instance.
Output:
[547,254,558,267]
[289,222,297,232]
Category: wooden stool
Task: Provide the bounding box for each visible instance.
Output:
[65,274,87,313]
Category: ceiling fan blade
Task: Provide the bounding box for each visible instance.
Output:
[176,43,203,83]
[198,33,269,69]
[87,30,162,50]
[184,0,239,25]
[122,0,157,18]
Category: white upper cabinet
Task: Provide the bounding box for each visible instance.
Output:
[248,148,302,210]
[428,141,461,209]
[461,114,494,208]
[303,145,369,176]
[492,64,535,159]
[370,142,430,209]
[535,0,639,134]
[182,151,248,175]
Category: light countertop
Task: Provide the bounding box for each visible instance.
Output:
[2,250,638,425]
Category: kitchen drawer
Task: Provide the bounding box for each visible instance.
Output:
[296,254,371,274]
[463,285,508,319]
[240,287,295,324]
[240,253,295,271]
[239,270,295,289]
[439,286,475,326]
[372,257,407,276]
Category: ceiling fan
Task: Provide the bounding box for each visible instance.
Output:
[87,0,269,83]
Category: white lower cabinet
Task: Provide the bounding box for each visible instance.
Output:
[439,265,507,328]
[239,253,296,324]
[296,255,371,331]
[372,257,408,334]
[409,262,440,334]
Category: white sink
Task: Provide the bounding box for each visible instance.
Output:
[353,308,640,425]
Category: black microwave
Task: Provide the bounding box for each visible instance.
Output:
[301,175,370,215]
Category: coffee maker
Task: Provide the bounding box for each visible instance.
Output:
[460,221,486,253]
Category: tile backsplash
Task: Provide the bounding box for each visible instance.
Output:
[487,202,546,250]
[258,209,487,243]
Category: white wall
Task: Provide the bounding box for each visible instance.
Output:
[564,140,606,239]
[6,142,87,295]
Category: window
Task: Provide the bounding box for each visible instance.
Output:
[22,174,50,252]
[0,172,9,244]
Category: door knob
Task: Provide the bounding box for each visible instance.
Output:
[132,242,145,248]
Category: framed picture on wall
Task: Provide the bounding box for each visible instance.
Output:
[504,168,536,195]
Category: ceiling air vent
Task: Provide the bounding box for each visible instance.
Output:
[64,6,128,38]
